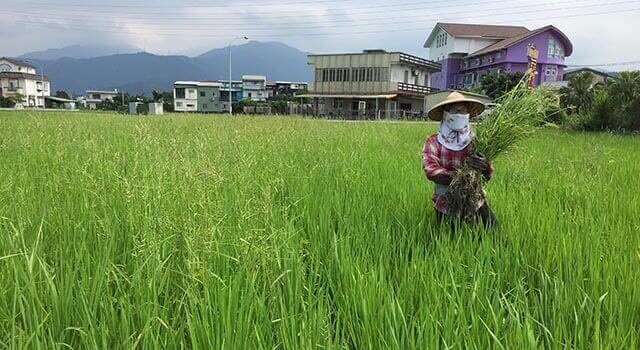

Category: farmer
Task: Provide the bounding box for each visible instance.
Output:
[422,91,499,228]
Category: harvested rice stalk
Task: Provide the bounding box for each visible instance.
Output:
[445,75,554,221]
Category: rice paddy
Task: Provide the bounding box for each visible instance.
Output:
[0,111,639,349]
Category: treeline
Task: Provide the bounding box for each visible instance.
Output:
[471,70,640,132]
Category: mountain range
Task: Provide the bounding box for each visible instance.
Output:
[17,41,313,95]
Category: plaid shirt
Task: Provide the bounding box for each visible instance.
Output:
[422,134,494,214]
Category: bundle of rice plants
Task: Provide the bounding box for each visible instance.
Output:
[445,74,554,221]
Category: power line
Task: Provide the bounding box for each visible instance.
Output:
[2,0,605,29]
[1,5,637,39]
[567,60,640,67]
[1,0,632,33]
[7,0,493,16]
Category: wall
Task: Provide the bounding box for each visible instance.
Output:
[197,86,221,112]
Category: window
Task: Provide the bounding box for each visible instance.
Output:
[200,91,205,97]
[92,94,100,99]
[404,70,409,83]
[547,38,565,58]
[424,74,429,86]
[360,68,366,81]
[496,51,503,59]
[175,88,185,99]
[473,58,480,66]
[186,104,195,108]
[202,104,208,109]
[545,66,557,76]
[248,92,252,98]
[176,101,183,107]
[344,68,350,82]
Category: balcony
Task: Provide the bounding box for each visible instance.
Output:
[396,82,438,95]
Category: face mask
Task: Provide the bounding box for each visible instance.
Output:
[443,111,470,131]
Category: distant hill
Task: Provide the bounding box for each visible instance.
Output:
[23,41,314,95]
[20,44,141,60]
[194,41,313,82]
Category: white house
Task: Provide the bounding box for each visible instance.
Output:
[242,75,267,101]
[84,90,119,109]
[173,81,199,112]
[0,57,50,108]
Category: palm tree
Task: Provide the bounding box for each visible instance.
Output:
[560,71,596,113]
[608,71,640,104]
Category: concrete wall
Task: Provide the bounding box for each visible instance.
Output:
[197,86,221,112]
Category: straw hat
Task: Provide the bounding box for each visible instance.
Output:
[427,91,486,121]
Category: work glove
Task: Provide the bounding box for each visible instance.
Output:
[467,153,490,173]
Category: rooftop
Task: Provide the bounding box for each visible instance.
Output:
[424,23,530,47]
[0,57,37,69]
[0,71,49,80]
[86,90,118,94]
[468,25,573,57]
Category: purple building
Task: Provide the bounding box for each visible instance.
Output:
[424,23,573,90]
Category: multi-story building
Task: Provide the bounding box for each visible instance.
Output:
[0,57,50,108]
[84,90,119,109]
[266,81,309,99]
[242,75,267,101]
[220,80,243,112]
[173,81,222,112]
[425,23,573,90]
[305,50,441,118]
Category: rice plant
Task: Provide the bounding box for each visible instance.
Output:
[0,111,638,349]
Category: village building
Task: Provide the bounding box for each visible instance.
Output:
[266,81,309,99]
[173,81,223,112]
[242,75,267,101]
[0,57,50,108]
[425,23,573,90]
[304,50,441,119]
[220,80,244,112]
[563,67,616,86]
[84,90,119,109]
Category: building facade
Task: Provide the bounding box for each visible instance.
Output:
[173,81,223,112]
[220,80,243,112]
[242,75,267,101]
[84,90,119,109]
[425,23,573,90]
[266,81,309,99]
[0,57,50,108]
[305,50,441,118]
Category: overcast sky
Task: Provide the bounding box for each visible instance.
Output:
[2,0,640,70]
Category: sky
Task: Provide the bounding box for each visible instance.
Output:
[1,0,640,70]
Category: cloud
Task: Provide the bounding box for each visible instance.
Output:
[1,0,639,71]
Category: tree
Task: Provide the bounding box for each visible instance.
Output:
[560,71,596,114]
[480,71,525,99]
[0,96,17,107]
[55,90,71,100]
[608,71,640,104]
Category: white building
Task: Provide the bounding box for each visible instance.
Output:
[85,90,119,109]
[242,75,267,101]
[0,57,50,108]
[173,81,223,112]
[305,50,441,119]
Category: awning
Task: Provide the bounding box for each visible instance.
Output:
[45,96,74,103]
[299,94,398,99]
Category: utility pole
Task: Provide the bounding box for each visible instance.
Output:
[228,36,249,115]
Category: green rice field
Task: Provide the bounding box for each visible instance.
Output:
[1,111,639,349]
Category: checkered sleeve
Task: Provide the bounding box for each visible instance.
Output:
[422,135,452,181]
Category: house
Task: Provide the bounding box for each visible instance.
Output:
[266,81,309,99]
[425,23,573,90]
[0,57,50,108]
[304,50,441,118]
[242,75,267,101]
[220,80,243,112]
[564,67,616,85]
[84,90,119,109]
[173,81,222,112]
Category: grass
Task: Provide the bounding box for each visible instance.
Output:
[0,110,639,349]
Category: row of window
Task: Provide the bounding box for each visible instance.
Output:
[435,33,448,48]
[315,67,389,82]
[547,38,565,59]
